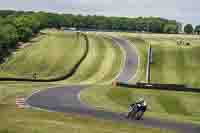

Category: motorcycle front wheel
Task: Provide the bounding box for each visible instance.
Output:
[135,110,144,120]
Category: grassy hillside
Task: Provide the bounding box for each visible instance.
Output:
[120,33,200,87]
[149,38,200,87]
[0,31,173,133]
[0,30,86,79]
[0,31,180,132]
[66,34,124,84]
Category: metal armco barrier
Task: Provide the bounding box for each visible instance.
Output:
[116,82,200,93]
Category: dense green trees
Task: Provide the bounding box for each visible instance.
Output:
[163,24,179,34]
[0,10,183,61]
[0,10,181,34]
[184,24,193,34]
[0,24,17,60]
[195,25,200,34]
[0,24,18,47]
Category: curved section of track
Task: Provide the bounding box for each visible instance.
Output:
[109,36,138,81]
[26,35,200,133]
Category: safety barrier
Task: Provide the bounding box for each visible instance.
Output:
[116,81,200,93]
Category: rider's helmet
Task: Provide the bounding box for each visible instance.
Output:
[136,97,145,104]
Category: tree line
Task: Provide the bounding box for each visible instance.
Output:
[184,24,200,34]
[0,10,196,61]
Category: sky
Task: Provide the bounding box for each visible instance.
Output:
[0,0,199,26]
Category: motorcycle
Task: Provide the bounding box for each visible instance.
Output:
[127,102,147,120]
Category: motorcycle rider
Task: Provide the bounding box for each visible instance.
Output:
[127,97,147,119]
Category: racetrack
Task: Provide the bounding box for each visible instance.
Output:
[26,35,200,133]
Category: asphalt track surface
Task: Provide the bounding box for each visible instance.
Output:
[26,35,200,133]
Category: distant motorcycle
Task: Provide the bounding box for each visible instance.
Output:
[127,99,147,120]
